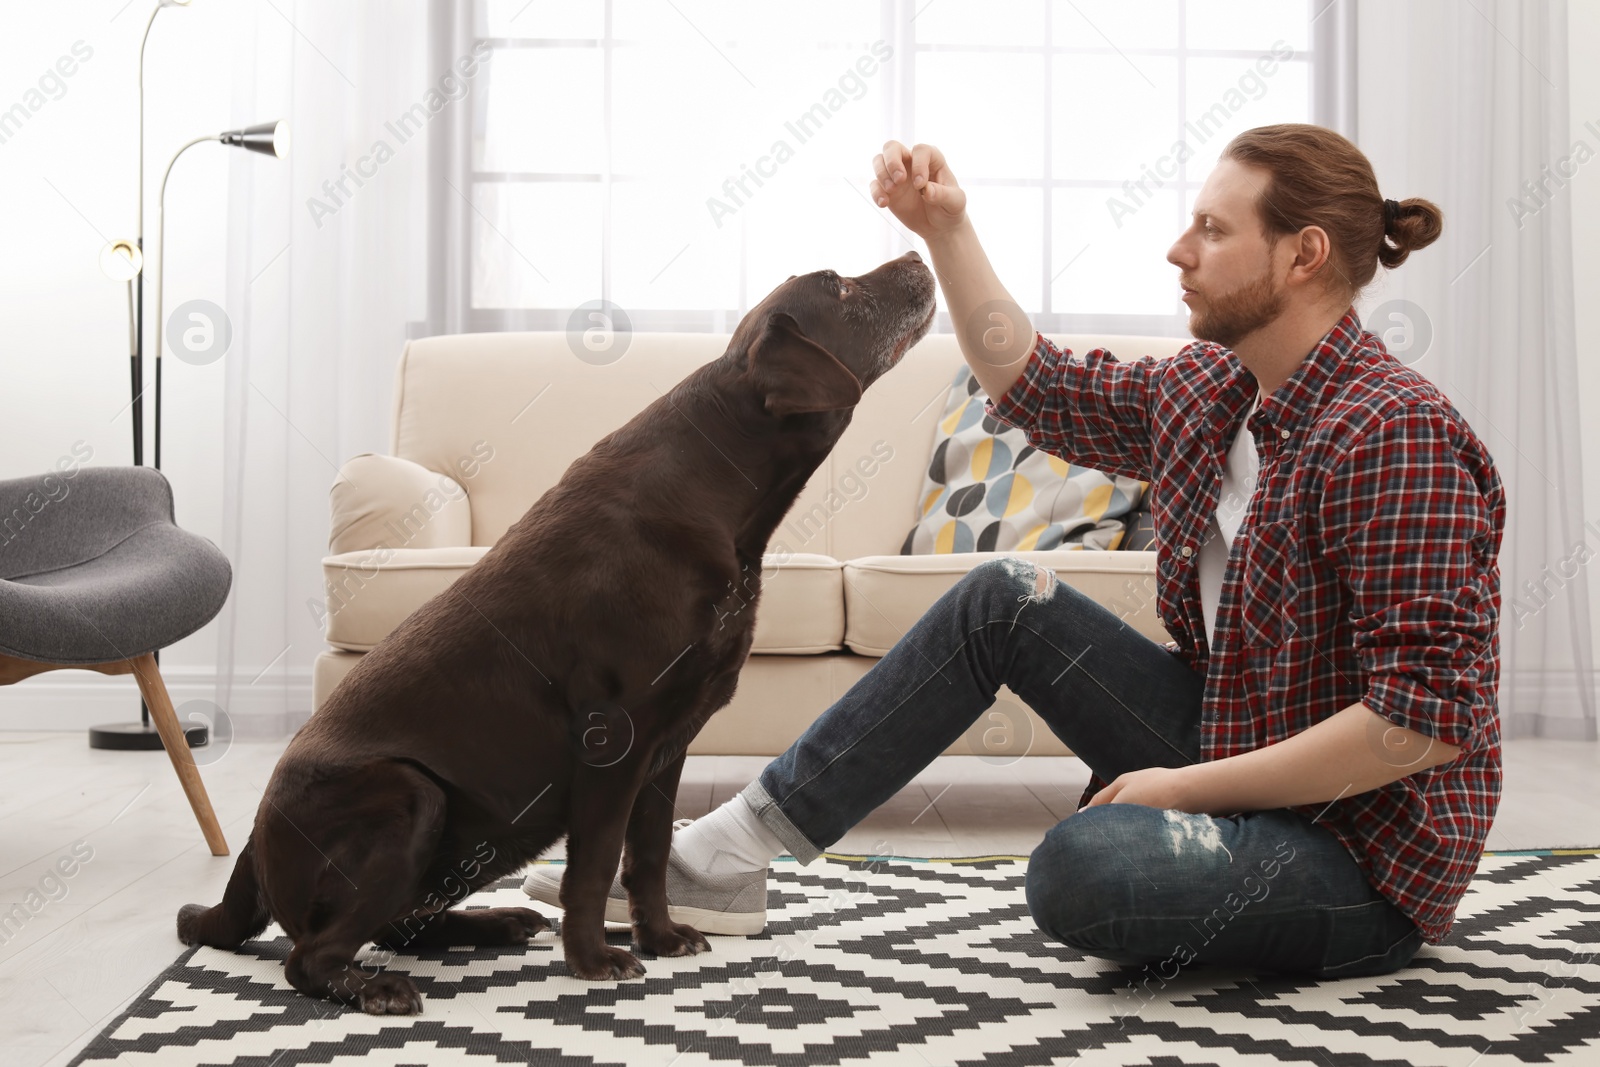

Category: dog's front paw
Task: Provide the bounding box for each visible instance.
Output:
[358,972,424,1015]
[636,921,711,958]
[566,944,647,981]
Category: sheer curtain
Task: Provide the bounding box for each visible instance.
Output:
[1352,0,1594,740]
[214,1,436,727]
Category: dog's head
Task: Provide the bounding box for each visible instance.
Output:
[737,251,937,420]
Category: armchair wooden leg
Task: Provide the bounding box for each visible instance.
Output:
[131,653,230,856]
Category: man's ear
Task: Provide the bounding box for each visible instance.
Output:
[747,311,863,418]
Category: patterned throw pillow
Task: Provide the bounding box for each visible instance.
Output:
[900,365,1148,554]
[1119,502,1158,550]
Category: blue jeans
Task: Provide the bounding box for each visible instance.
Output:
[740,558,1425,979]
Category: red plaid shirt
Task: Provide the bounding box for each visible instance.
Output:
[984,306,1505,945]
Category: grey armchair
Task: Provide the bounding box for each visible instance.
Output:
[0,466,232,855]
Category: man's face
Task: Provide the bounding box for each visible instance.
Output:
[1166,158,1286,349]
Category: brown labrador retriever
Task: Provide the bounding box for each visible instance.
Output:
[176,250,937,1013]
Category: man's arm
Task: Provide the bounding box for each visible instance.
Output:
[920,216,1164,483]
[879,140,1163,481]
[925,216,1036,400]
[875,141,1035,399]
[1173,402,1496,815]
[1178,701,1462,814]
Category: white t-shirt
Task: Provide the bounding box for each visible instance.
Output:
[1197,388,1263,649]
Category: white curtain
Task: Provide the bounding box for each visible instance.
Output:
[1352,0,1594,740]
[214,2,436,728]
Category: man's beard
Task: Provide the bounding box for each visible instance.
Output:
[1186,268,1285,349]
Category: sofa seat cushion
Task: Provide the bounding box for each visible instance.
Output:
[842,551,1161,657]
[736,554,845,653]
[322,548,845,654]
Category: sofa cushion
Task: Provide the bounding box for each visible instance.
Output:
[322,547,488,652]
[322,548,845,654]
[841,551,1162,657]
[901,365,1147,554]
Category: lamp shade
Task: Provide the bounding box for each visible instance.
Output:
[219,120,289,158]
[100,239,143,281]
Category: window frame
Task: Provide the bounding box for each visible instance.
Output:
[458,0,1341,339]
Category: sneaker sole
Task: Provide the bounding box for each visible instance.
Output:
[521,869,765,936]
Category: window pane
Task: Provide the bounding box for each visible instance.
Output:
[610,179,741,312]
[612,42,765,184]
[1051,0,1178,50]
[1181,56,1308,176]
[1052,53,1179,182]
[482,0,603,39]
[732,2,880,46]
[719,45,893,187]
[477,47,605,173]
[465,0,1314,328]
[915,52,1045,181]
[612,0,745,42]
[1052,186,1181,315]
[611,19,887,185]
[1185,0,1309,52]
[914,0,1045,46]
[611,1,877,48]
[470,182,601,309]
[744,179,897,308]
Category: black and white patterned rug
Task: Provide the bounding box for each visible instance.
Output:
[71,850,1600,1066]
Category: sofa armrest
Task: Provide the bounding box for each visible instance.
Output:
[329,453,472,554]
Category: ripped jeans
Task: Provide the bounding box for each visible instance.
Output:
[740,557,1426,979]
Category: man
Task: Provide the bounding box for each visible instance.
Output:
[525,123,1505,978]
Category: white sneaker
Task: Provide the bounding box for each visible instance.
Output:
[520,819,768,936]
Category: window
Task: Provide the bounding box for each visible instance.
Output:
[465,0,1319,337]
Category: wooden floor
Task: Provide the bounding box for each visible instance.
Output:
[1,731,1595,1066]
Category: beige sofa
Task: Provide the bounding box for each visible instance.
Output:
[312,330,1189,756]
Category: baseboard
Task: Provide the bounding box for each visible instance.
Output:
[3,662,1593,744]
[0,666,314,740]
[1503,666,1600,740]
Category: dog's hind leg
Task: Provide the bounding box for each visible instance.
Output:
[623,749,710,958]
[176,834,270,949]
[275,761,447,1015]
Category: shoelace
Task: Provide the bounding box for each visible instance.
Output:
[672,818,694,832]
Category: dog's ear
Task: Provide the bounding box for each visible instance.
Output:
[747,311,863,418]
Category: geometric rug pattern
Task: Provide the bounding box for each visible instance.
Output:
[69,850,1600,1066]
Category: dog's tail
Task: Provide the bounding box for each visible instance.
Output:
[176,834,270,950]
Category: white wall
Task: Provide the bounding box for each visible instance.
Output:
[0,1,301,732]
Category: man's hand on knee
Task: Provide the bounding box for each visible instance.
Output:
[1081,765,1207,813]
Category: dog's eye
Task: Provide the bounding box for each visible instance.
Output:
[818,271,847,297]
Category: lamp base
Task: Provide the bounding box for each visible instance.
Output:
[88,721,208,750]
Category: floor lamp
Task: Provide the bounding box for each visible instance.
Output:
[90,0,289,750]
[153,121,289,470]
